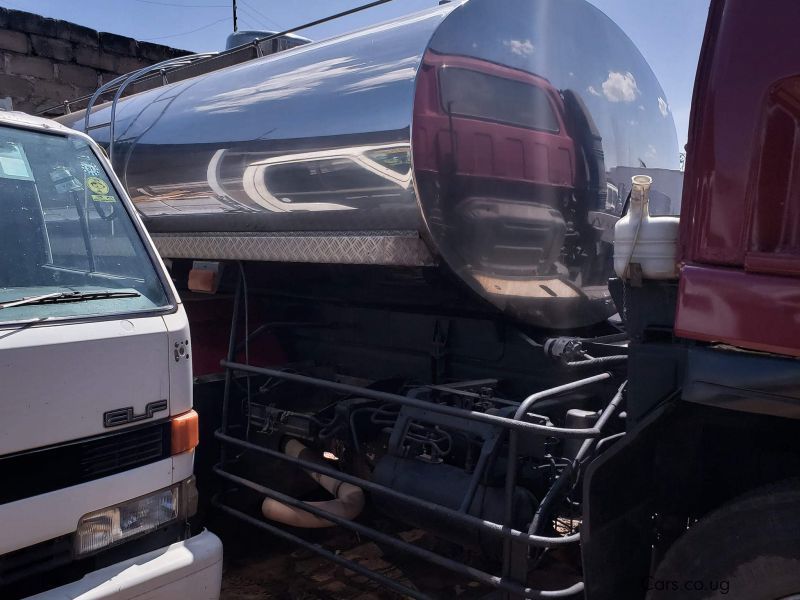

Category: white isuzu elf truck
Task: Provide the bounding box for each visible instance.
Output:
[0,110,222,599]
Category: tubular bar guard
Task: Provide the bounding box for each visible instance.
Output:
[214,272,625,599]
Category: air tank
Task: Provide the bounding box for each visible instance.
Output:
[58,0,681,329]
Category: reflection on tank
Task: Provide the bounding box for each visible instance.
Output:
[133,144,413,217]
[413,50,614,324]
[239,144,411,213]
[57,0,684,329]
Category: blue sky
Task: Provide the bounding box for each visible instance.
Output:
[3,0,709,147]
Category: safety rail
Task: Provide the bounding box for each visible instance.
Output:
[42,29,294,119]
[83,53,218,163]
[213,268,628,599]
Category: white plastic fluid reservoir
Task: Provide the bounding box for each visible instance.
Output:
[613,175,680,280]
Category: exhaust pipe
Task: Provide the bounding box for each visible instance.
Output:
[261,439,365,528]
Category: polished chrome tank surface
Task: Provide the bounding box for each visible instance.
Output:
[59,0,681,328]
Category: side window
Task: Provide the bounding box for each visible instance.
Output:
[438,67,561,133]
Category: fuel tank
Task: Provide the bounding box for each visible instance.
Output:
[58,0,681,329]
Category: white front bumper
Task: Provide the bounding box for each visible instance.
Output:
[26,530,222,600]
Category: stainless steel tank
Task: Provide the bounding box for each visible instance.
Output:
[58,0,681,329]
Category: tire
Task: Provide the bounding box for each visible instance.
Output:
[646,479,800,600]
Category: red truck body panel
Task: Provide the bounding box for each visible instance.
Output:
[675,0,800,357]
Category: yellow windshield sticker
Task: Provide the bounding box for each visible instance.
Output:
[91,194,116,203]
[86,176,109,195]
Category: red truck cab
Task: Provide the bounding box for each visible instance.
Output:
[675,0,800,358]
[583,2,800,598]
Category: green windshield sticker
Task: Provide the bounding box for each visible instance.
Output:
[91,194,116,203]
[86,176,110,195]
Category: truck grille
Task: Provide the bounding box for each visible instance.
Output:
[0,422,170,506]
[79,425,167,478]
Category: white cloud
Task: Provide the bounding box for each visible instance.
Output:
[638,104,646,111]
[504,39,534,56]
[658,96,670,117]
[601,71,640,103]
[587,85,601,97]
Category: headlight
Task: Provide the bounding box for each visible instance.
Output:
[75,477,197,556]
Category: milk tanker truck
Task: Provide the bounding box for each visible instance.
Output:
[55,0,800,598]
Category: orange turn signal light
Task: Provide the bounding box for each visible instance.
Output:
[171,409,199,455]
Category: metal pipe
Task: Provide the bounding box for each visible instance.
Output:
[528,389,626,573]
[528,438,594,539]
[426,380,520,407]
[261,440,365,528]
[501,380,625,577]
[220,272,243,463]
[108,54,216,162]
[532,383,627,539]
[215,468,586,599]
[564,355,627,368]
[458,442,493,512]
[584,382,626,432]
[213,494,430,600]
[215,430,580,548]
[580,332,629,344]
[594,431,626,453]
[83,72,130,133]
[221,361,612,439]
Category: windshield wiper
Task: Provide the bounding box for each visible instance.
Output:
[0,290,141,310]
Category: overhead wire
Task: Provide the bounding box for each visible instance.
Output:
[239,0,283,30]
[146,0,397,46]
[237,4,275,31]
[134,0,228,7]
[235,10,261,31]
[142,16,231,41]
[253,0,395,42]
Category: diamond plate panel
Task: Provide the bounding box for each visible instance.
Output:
[152,231,437,267]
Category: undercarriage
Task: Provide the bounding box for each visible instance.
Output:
[187,263,629,598]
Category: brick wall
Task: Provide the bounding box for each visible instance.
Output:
[0,7,189,115]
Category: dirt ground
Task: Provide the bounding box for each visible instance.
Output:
[216,519,581,600]
[218,527,487,599]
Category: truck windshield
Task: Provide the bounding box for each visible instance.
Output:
[0,125,170,324]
